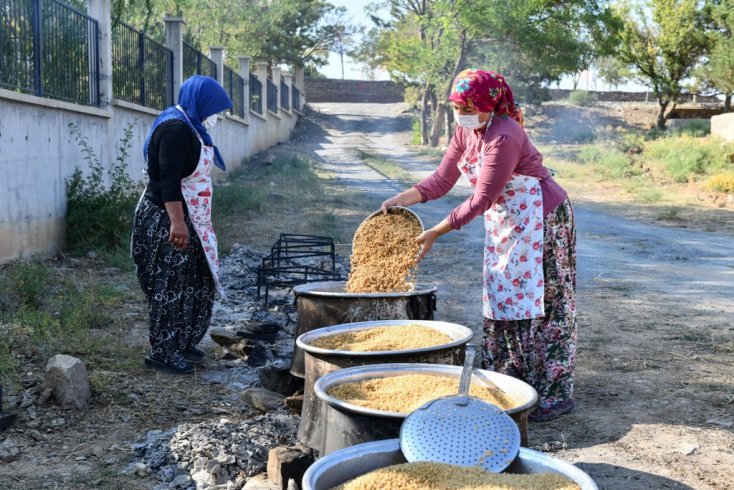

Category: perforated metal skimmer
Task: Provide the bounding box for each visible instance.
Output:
[399,345,521,473]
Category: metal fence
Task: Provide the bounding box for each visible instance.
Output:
[292,85,301,112]
[267,79,277,113]
[0,0,99,105]
[250,74,262,114]
[182,41,217,80]
[280,79,289,111]
[111,20,173,110]
[223,64,245,118]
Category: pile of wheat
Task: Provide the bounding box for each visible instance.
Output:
[346,210,422,293]
[333,461,581,490]
[310,324,451,352]
[327,373,518,413]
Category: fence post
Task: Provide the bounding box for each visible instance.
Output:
[87,0,113,107]
[283,71,293,112]
[208,46,225,85]
[164,16,185,104]
[272,66,281,111]
[295,66,305,107]
[239,56,251,120]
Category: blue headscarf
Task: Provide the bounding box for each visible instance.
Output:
[143,75,233,171]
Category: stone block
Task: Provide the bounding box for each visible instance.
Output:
[712,112,734,142]
[44,354,91,409]
[242,388,285,412]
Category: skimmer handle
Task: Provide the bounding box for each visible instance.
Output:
[457,344,476,404]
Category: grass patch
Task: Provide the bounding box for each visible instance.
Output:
[212,153,372,251]
[0,258,136,382]
[643,135,733,183]
[356,149,414,183]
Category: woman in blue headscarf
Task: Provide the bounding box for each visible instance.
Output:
[132,75,233,374]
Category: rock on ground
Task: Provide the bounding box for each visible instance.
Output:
[44,354,92,409]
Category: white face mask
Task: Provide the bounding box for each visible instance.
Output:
[203,114,218,129]
[454,111,487,130]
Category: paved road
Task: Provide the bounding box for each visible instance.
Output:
[306,103,734,327]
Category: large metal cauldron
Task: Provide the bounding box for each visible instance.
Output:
[303,439,599,490]
[314,363,538,455]
[290,281,438,378]
[296,320,472,451]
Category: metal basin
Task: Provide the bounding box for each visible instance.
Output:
[302,439,598,490]
[314,363,538,455]
[296,320,473,451]
[290,281,438,378]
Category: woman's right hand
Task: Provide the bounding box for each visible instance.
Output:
[169,220,189,250]
[380,196,401,215]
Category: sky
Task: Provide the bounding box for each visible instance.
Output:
[319,1,649,92]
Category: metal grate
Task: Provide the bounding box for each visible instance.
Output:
[0,0,99,105]
[224,64,245,118]
[257,234,341,306]
[112,20,173,110]
[280,79,289,111]
[266,78,277,113]
[182,41,217,80]
[250,73,262,114]
[292,85,301,112]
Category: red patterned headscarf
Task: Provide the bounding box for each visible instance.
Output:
[448,69,524,127]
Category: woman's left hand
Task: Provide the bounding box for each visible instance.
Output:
[416,229,439,261]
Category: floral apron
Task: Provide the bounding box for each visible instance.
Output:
[458,130,544,321]
[176,106,224,297]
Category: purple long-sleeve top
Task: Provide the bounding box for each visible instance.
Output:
[413,116,567,230]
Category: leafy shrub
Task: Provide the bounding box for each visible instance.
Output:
[644,136,731,183]
[567,90,598,107]
[706,173,734,193]
[578,145,642,179]
[411,117,422,145]
[670,120,710,137]
[65,123,143,253]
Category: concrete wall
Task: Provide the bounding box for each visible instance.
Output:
[0,88,299,263]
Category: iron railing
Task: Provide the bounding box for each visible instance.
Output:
[223,64,245,118]
[266,78,277,113]
[280,79,289,111]
[0,0,99,105]
[292,85,301,112]
[111,20,173,110]
[182,41,217,80]
[250,73,262,114]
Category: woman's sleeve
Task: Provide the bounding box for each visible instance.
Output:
[412,128,466,202]
[157,122,191,203]
[447,134,519,230]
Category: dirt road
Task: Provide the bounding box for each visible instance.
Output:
[304,103,734,489]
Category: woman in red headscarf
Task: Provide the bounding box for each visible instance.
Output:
[381,69,576,422]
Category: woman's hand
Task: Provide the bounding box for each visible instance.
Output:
[169,220,189,250]
[380,196,402,215]
[416,229,439,261]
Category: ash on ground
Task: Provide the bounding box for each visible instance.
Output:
[125,244,345,489]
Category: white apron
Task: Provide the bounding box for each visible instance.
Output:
[457,129,545,320]
[177,107,225,297]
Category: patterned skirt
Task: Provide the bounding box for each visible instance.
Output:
[482,199,577,422]
[131,198,215,364]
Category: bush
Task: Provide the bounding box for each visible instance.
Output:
[643,136,732,183]
[65,123,143,253]
[567,90,598,107]
[411,117,422,145]
[706,173,734,193]
[670,120,710,137]
[578,145,642,179]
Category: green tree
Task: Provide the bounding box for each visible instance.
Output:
[696,0,734,111]
[615,0,709,129]
[595,55,629,90]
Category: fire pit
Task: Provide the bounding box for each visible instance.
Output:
[313,363,538,455]
[290,281,438,378]
[295,320,472,451]
[302,439,598,490]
